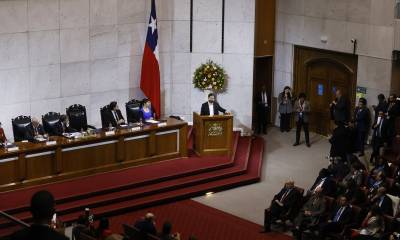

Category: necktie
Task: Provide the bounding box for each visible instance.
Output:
[333,207,345,222]
[280,189,291,202]
[114,111,119,121]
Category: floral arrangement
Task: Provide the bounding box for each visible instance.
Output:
[193,60,226,91]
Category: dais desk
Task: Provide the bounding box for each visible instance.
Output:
[0,118,187,192]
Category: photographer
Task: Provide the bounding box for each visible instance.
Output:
[278,86,293,132]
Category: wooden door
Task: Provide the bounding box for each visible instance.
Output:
[294,46,358,136]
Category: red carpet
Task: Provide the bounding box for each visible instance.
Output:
[107,199,290,240]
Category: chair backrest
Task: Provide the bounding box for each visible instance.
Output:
[66,104,88,131]
[295,186,305,196]
[123,224,147,240]
[126,99,142,123]
[79,232,97,240]
[100,105,111,129]
[42,112,61,136]
[12,116,32,142]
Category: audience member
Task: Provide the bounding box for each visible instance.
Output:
[370,157,390,178]
[352,206,385,240]
[386,94,400,144]
[134,212,157,236]
[369,187,393,216]
[390,167,400,196]
[158,221,181,240]
[278,86,293,132]
[353,98,370,157]
[370,111,389,163]
[293,93,311,147]
[10,190,68,240]
[327,157,350,181]
[72,215,89,240]
[261,180,302,232]
[307,168,336,197]
[329,122,351,162]
[340,179,367,206]
[373,94,388,122]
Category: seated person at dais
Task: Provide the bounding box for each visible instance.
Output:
[140,99,155,121]
[261,180,302,232]
[24,117,46,141]
[200,93,228,116]
[60,115,77,134]
[0,122,7,144]
[108,101,125,127]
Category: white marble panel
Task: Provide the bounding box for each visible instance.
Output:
[172,21,190,53]
[30,64,61,101]
[190,53,223,79]
[172,0,191,21]
[304,0,326,18]
[90,58,119,93]
[30,98,62,119]
[324,20,347,52]
[0,68,30,105]
[61,94,91,115]
[395,20,400,51]
[347,0,371,24]
[223,54,253,87]
[116,57,131,90]
[90,0,118,26]
[193,21,221,53]
[357,56,392,91]
[29,30,60,66]
[158,21,172,53]
[0,103,31,139]
[118,23,146,57]
[273,70,292,98]
[171,83,191,115]
[274,42,293,73]
[61,28,89,63]
[60,0,90,28]
[0,33,28,70]
[61,62,90,97]
[346,22,370,56]
[284,14,304,44]
[370,0,394,27]
[225,0,255,22]
[303,17,324,49]
[161,82,171,115]
[224,22,254,54]
[193,0,222,21]
[217,85,252,116]
[118,0,146,24]
[28,0,60,31]
[128,55,143,89]
[368,25,394,59]
[155,0,173,21]
[159,53,171,85]
[90,25,118,60]
[277,0,304,15]
[326,0,347,21]
[171,53,191,85]
[190,87,205,114]
[0,0,28,34]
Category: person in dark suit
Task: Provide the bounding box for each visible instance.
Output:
[255,85,269,134]
[370,187,393,216]
[10,190,69,240]
[108,101,125,127]
[329,122,351,162]
[134,212,157,236]
[261,180,302,232]
[372,94,388,123]
[386,94,400,145]
[59,115,77,134]
[307,168,336,198]
[318,196,353,239]
[370,111,389,163]
[200,93,227,116]
[293,93,311,147]
[353,98,371,156]
[330,90,350,124]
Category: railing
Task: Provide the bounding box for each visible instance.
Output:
[0,211,29,238]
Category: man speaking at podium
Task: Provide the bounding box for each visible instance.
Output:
[200,93,227,116]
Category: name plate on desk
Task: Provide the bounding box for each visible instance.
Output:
[7,147,19,152]
[105,131,115,136]
[46,141,57,146]
[130,127,141,132]
[157,122,167,127]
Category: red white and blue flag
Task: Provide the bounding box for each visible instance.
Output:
[140,0,160,117]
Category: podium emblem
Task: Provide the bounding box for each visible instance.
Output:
[207,122,224,136]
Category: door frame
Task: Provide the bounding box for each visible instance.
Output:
[293,46,358,134]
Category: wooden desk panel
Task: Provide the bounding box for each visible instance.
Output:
[0,118,188,192]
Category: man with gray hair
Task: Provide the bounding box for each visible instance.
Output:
[134,212,157,235]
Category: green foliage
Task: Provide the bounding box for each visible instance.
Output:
[193,60,226,91]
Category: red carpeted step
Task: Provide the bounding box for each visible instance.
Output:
[9,137,252,223]
[54,137,263,224]
[1,132,240,214]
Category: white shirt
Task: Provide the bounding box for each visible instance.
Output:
[113,110,119,122]
[262,92,268,106]
[208,103,214,116]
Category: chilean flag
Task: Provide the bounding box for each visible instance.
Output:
[140,0,160,117]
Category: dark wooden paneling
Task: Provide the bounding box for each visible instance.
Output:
[125,137,149,161]
[0,158,18,185]
[25,152,55,180]
[156,132,178,155]
[255,0,275,56]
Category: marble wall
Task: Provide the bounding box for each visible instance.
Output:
[274,0,396,124]
[0,0,256,139]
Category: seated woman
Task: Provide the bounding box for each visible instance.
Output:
[140,99,155,121]
[352,206,385,240]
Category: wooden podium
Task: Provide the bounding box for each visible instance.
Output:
[193,112,233,156]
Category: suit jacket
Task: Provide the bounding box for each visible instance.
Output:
[309,176,336,197]
[272,187,301,211]
[108,109,125,127]
[134,219,157,236]
[278,92,293,114]
[354,107,371,132]
[10,224,69,240]
[23,124,45,141]
[329,125,351,159]
[294,100,311,123]
[372,117,389,140]
[333,96,350,123]
[329,205,353,226]
[302,195,326,219]
[373,195,393,216]
[200,102,226,116]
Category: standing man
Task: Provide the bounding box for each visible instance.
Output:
[330,89,350,124]
[370,111,388,163]
[353,98,370,157]
[256,85,269,134]
[293,93,311,147]
[200,93,227,116]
